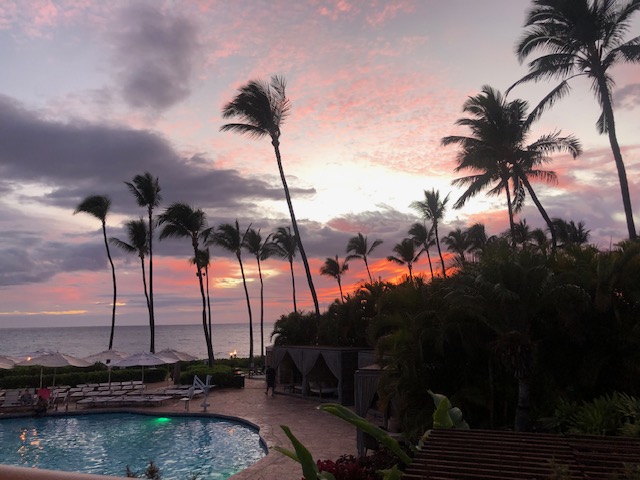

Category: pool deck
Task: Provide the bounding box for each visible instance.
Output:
[145,376,357,480]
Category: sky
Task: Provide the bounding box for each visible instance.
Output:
[0,0,639,331]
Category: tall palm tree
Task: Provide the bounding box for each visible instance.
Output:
[410,189,449,277]
[320,255,349,302]
[513,0,640,240]
[442,228,471,266]
[191,247,213,344]
[243,228,276,361]
[209,220,255,364]
[408,222,435,279]
[125,172,162,353]
[345,233,383,283]
[442,86,581,251]
[74,195,117,351]
[272,226,299,312]
[109,219,152,350]
[158,203,214,365]
[221,76,320,317]
[386,238,422,283]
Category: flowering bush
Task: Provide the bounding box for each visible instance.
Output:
[316,450,398,480]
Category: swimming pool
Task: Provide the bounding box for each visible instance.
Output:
[0,412,266,479]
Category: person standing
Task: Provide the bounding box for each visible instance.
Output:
[265,366,276,396]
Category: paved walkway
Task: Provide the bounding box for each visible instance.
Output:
[146,377,357,480]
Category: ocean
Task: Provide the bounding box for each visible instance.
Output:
[0,323,275,360]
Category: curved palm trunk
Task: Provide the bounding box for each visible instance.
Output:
[363,257,373,283]
[256,257,265,360]
[272,139,321,317]
[434,222,446,278]
[520,175,557,254]
[147,207,155,353]
[205,264,212,341]
[407,262,414,283]
[337,277,344,302]
[597,76,637,240]
[139,255,152,350]
[102,221,117,351]
[504,177,517,249]
[288,258,297,312]
[193,242,214,366]
[237,253,254,364]
[425,248,434,279]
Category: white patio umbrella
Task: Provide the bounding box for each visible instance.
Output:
[17,352,92,387]
[157,349,199,362]
[110,352,176,389]
[84,350,130,386]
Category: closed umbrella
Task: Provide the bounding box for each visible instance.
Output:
[111,352,176,390]
[18,352,92,387]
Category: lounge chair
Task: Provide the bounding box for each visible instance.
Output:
[1,389,20,408]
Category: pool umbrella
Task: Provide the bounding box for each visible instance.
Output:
[84,350,130,386]
[111,352,176,390]
[17,352,92,387]
[0,354,15,370]
[157,349,198,362]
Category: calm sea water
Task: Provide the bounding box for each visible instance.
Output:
[0,323,275,360]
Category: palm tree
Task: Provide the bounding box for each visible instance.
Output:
[191,247,213,344]
[209,220,255,364]
[221,76,320,316]
[125,172,162,353]
[513,0,640,240]
[442,86,581,251]
[74,195,117,350]
[345,233,383,283]
[272,226,299,312]
[410,189,449,277]
[158,203,214,365]
[243,228,276,361]
[442,228,471,266]
[386,238,422,283]
[320,255,349,302]
[552,218,591,248]
[467,223,491,261]
[408,222,435,279]
[109,219,152,350]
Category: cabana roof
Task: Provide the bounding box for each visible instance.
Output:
[404,428,640,479]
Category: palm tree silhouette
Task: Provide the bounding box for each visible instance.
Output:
[272,226,299,312]
[442,86,581,251]
[387,238,422,283]
[209,220,254,364]
[190,247,213,345]
[410,189,449,278]
[513,0,640,240]
[243,228,275,361]
[74,195,117,350]
[125,172,162,352]
[408,222,435,279]
[221,76,320,316]
[320,255,349,302]
[158,203,214,365]
[345,233,383,283]
[442,228,471,267]
[110,219,152,350]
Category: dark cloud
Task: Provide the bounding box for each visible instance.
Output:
[111,3,202,112]
[614,83,640,110]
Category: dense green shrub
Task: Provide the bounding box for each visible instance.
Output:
[179,364,235,387]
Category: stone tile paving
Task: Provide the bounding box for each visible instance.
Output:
[150,376,357,480]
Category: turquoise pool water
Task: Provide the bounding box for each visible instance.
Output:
[0,412,266,479]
